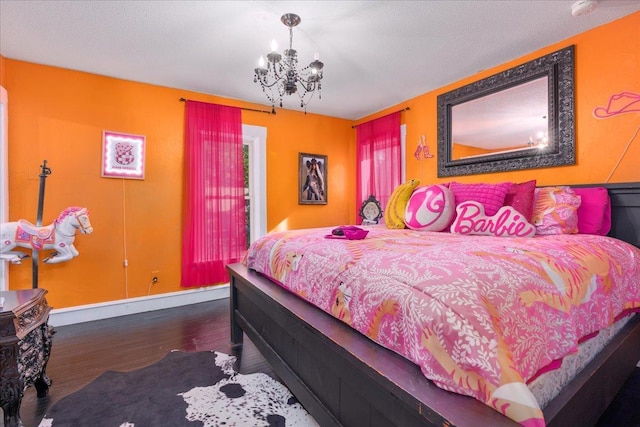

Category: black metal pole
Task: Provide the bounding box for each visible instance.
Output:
[33,160,52,289]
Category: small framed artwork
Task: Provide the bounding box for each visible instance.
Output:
[101,131,146,180]
[298,153,327,205]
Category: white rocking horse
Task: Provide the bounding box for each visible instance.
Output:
[0,206,93,264]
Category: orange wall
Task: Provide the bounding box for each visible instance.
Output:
[4,61,353,307]
[358,11,640,187]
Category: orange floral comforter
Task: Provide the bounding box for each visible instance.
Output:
[244,227,640,426]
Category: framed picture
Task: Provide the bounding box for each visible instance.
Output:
[101,131,146,180]
[298,153,327,205]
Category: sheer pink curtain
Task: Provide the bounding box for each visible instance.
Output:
[356,112,401,223]
[182,100,246,287]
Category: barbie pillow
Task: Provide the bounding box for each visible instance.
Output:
[449,181,512,216]
[450,201,536,237]
[532,187,581,235]
[404,185,455,231]
[503,180,536,222]
[572,187,611,235]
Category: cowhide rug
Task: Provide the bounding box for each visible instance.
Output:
[38,350,318,426]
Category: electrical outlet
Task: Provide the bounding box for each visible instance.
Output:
[151,270,159,284]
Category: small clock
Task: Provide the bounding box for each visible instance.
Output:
[359,195,383,225]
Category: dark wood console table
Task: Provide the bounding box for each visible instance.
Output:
[0,289,54,427]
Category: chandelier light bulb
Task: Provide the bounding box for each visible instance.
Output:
[314,51,320,61]
[271,40,278,52]
[258,56,265,68]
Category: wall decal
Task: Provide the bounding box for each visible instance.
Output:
[593,91,640,118]
[413,135,433,160]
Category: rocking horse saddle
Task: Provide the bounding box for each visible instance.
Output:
[17,219,55,240]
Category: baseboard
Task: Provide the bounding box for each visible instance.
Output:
[48,284,230,327]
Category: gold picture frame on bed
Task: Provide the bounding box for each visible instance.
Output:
[298,152,327,205]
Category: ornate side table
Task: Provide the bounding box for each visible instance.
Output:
[0,288,54,427]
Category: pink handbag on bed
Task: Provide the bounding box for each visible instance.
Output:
[325,226,369,240]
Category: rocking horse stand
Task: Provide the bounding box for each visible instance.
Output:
[33,160,51,289]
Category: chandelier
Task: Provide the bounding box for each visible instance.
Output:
[253,13,324,113]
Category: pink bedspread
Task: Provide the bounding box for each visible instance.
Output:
[244,227,640,426]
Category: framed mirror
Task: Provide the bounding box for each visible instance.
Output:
[437,45,575,177]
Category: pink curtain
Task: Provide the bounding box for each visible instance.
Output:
[356,112,401,222]
[182,100,246,287]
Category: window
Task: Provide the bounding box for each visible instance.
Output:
[242,125,267,246]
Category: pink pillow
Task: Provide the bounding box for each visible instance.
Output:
[449,182,512,216]
[503,180,537,222]
[404,185,455,231]
[450,201,536,237]
[532,187,581,235]
[572,187,611,235]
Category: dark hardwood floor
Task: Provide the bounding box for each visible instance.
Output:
[13,298,273,427]
[6,299,640,427]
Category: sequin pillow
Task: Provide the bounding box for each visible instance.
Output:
[532,186,581,235]
[449,182,512,216]
[404,185,455,231]
[503,180,537,222]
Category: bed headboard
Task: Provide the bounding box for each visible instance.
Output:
[574,182,640,249]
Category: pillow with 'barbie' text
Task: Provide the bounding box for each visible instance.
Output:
[450,201,536,237]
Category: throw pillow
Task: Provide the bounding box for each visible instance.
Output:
[572,187,611,235]
[449,181,513,216]
[532,186,581,235]
[503,180,537,222]
[384,179,420,229]
[450,201,536,237]
[404,185,455,231]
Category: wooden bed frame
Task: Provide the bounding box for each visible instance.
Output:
[228,182,640,427]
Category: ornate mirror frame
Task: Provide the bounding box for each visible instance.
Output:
[437,45,575,177]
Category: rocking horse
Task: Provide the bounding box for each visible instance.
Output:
[0,206,93,264]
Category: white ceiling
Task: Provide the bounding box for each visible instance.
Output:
[1,1,639,120]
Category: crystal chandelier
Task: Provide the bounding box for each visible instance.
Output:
[253,13,324,113]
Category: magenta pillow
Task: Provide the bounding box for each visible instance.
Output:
[503,180,536,222]
[404,185,455,231]
[532,187,581,235]
[572,187,611,235]
[449,182,512,216]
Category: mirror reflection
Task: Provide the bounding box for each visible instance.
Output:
[451,76,548,160]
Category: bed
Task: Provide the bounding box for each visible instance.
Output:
[227,182,640,427]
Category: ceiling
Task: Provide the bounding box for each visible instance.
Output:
[1,1,639,120]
